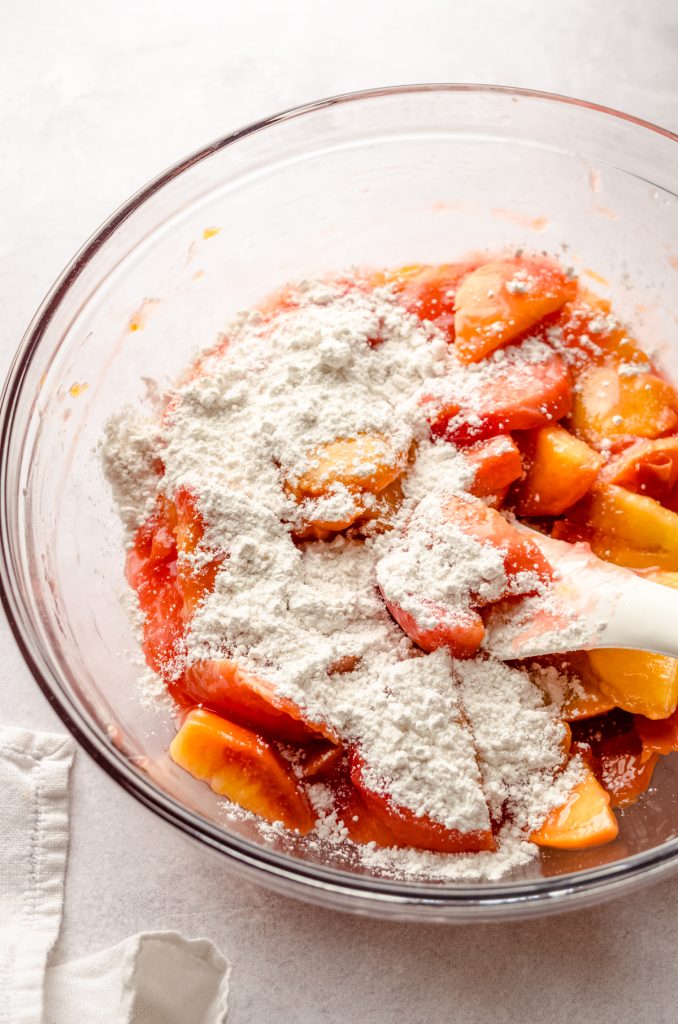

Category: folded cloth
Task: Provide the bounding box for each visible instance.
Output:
[0,728,74,1024]
[45,932,230,1024]
[0,726,230,1024]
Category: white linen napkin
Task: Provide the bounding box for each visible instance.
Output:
[0,726,230,1024]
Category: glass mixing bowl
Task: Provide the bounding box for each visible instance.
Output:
[3,85,678,922]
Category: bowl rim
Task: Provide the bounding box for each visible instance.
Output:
[3,82,678,914]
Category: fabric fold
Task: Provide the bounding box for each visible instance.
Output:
[45,932,230,1024]
[0,727,230,1023]
[0,727,75,1024]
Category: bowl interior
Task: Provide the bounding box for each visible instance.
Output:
[4,86,678,914]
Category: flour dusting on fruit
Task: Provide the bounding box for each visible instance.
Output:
[103,253,678,880]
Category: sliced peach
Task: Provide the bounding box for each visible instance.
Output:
[384,598,486,659]
[515,425,603,516]
[569,364,678,449]
[174,487,220,615]
[347,754,495,853]
[454,258,577,363]
[586,570,678,720]
[126,495,178,587]
[545,295,649,369]
[531,766,619,849]
[430,352,572,443]
[170,708,315,833]
[126,497,185,674]
[587,535,678,572]
[587,484,678,560]
[289,434,407,498]
[179,659,338,744]
[597,734,659,808]
[137,579,185,675]
[588,649,678,720]
[601,437,678,511]
[635,707,678,761]
[388,261,482,335]
[339,784,404,849]
[382,496,552,658]
[464,435,523,498]
[531,655,614,721]
[286,434,408,538]
[440,494,553,584]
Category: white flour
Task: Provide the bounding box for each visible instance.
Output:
[454,657,582,829]
[343,650,491,833]
[100,412,160,538]
[375,493,504,629]
[103,275,587,882]
[374,492,543,632]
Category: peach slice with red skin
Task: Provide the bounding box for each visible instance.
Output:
[174,487,221,615]
[383,495,554,659]
[346,752,495,853]
[179,659,338,745]
[385,261,482,336]
[440,494,553,583]
[464,435,523,498]
[384,599,486,660]
[543,295,652,370]
[428,352,572,444]
[126,496,185,674]
[453,258,577,363]
[170,708,315,833]
[601,437,678,511]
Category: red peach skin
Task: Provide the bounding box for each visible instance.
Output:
[428,353,572,443]
[464,435,523,498]
[384,598,485,659]
[382,495,553,658]
[179,659,339,745]
[346,752,495,854]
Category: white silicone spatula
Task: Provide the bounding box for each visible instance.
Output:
[483,531,678,661]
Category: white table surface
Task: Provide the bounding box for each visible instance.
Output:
[2,2,678,1020]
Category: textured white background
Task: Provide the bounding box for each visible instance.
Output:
[2,1,678,1021]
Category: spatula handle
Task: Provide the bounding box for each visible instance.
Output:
[597,574,678,658]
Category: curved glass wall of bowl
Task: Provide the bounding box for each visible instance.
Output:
[2,86,678,920]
